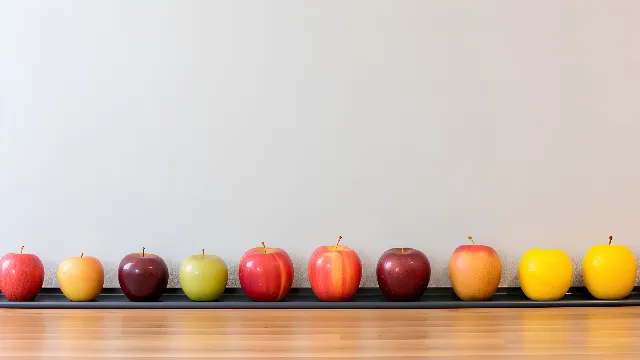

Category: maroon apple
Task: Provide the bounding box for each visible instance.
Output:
[239,242,294,302]
[118,247,169,301]
[0,246,45,301]
[376,247,431,301]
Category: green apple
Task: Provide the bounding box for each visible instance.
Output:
[179,249,228,301]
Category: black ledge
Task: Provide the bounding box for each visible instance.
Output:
[1,287,640,309]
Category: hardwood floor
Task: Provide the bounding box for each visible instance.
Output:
[1,307,639,359]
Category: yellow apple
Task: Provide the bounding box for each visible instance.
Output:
[518,248,572,301]
[57,253,104,302]
[582,236,637,300]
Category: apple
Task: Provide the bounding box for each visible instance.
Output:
[448,236,502,301]
[0,246,45,302]
[118,247,169,302]
[239,242,294,302]
[376,247,431,301]
[57,253,104,302]
[519,247,572,301]
[582,236,637,300]
[308,236,362,302]
[179,249,228,301]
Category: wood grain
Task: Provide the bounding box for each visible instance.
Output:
[1,307,640,359]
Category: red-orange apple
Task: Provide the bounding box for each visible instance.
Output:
[448,236,501,301]
[57,253,104,302]
[308,236,362,302]
[239,242,294,302]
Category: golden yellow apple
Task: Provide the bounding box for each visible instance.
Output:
[582,236,637,300]
[518,248,572,301]
[57,253,104,302]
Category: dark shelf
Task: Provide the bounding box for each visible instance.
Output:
[2,287,640,309]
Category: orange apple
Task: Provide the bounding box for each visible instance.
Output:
[57,253,104,302]
[448,236,502,301]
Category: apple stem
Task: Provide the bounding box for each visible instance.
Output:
[81,253,84,258]
[468,236,474,245]
[261,242,266,254]
[202,249,205,256]
[142,247,145,257]
[401,248,405,254]
[609,236,613,245]
[336,236,342,248]
[20,245,24,254]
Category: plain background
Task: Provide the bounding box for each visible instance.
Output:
[1,1,639,287]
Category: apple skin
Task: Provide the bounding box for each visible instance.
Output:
[308,244,362,302]
[180,252,228,301]
[118,251,169,302]
[448,244,502,301]
[239,245,294,302]
[57,254,104,302]
[376,248,431,301]
[0,250,45,302]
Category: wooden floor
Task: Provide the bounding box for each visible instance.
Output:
[1,307,640,359]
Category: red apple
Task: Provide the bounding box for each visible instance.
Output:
[0,246,45,302]
[448,236,502,301]
[376,247,431,301]
[308,236,362,302]
[239,242,294,302]
[118,247,169,302]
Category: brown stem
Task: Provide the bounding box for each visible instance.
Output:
[81,253,84,258]
[202,249,205,256]
[261,242,266,254]
[401,248,405,254]
[468,236,474,245]
[20,246,24,254]
[142,247,145,257]
[609,236,613,245]
[336,236,342,248]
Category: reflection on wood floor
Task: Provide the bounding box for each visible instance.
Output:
[1,307,639,359]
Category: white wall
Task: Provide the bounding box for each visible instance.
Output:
[1,1,639,287]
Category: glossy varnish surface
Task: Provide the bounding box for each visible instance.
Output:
[1,307,640,359]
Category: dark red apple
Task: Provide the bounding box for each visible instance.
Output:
[239,242,294,302]
[376,247,431,301]
[0,246,45,301]
[118,248,169,302]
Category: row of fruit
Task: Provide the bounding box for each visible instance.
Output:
[0,235,635,302]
